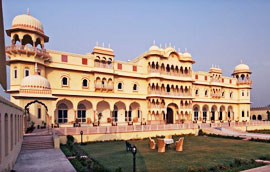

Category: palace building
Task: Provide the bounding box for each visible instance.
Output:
[5,12,253,128]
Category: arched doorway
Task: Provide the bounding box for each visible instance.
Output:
[211,105,217,121]
[77,104,86,123]
[166,107,173,124]
[58,103,68,123]
[252,115,256,120]
[202,105,208,121]
[258,115,262,120]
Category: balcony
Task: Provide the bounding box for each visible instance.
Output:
[6,45,50,60]
[95,84,114,91]
[94,61,113,69]
[148,90,192,97]
[237,80,252,85]
[211,93,222,98]
[149,68,192,77]
[210,78,221,83]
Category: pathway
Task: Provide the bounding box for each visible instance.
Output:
[241,165,270,172]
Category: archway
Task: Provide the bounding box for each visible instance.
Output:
[228,106,233,120]
[113,101,126,122]
[129,102,141,123]
[258,115,262,121]
[97,101,110,123]
[252,115,256,120]
[166,107,173,124]
[77,100,93,123]
[211,105,217,121]
[56,99,73,124]
[219,106,225,121]
[202,105,208,121]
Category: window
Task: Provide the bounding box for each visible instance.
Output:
[195,75,198,80]
[242,111,245,117]
[205,90,208,96]
[82,58,88,65]
[204,76,207,81]
[195,89,199,96]
[222,78,224,83]
[194,107,199,121]
[230,79,232,84]
[118,63,122,70]
[38,108,41,119]
[24,68,29,77]
[247,111,249,117]
[222,91,225,97]
[133,65,137,72]
[58,103,68,123]
[118,82,123,90]
[37,69,41,75]
[230,92,233,98]
[133,83,137,91]
[62,77,68,86]
[14,67,17,79]
[203,107,207,121]
[82,79,88,88]
[77,104,86,123]
[61,55,68,62]
[242,91,244,96]
[166,85,170,92]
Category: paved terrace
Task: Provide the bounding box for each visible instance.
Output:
[53,121,270,136]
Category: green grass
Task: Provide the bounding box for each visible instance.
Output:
[79,136,270,172]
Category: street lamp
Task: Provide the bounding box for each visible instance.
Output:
[131,145,137,172]
[80,130,83,145]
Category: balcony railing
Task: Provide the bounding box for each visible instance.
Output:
[211,93,222,98]
[149,68,192,77]
[6,45,50,59]
[237,80,252,85]
[94,62,113,69]
[95,84,114,90]
[148,90,192,97]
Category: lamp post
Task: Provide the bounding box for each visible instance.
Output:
[131,145,137,172]
[80,130,83,145]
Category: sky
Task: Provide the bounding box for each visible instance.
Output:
[1,0,270,107]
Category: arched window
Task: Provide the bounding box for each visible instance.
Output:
[118,82,123,90]
[203,107,207,121]
[24,68,29,77]
[193,107,199,121]
[133,83,137,91]
[242,91,244,96]
[166,85,170,93]
[77,104,86,123]
[252,115,256,120]
[62,77,68,86]
[113,105,118,122]
[82,79,88,88]
[205,90,208,96]
[58,103,68,123]
[242,111,245,117]
[14,67,18,79]
[195,89,199,96]
[222,91,225,97]
[258,115,262,120]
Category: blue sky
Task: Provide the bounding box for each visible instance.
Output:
[1,0,270,107]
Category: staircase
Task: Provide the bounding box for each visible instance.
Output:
[22,135,54,150]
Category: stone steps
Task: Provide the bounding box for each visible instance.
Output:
[22,135,54,151]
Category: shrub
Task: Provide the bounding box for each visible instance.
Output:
[70,158,87,172]
[198,129,204,136]
[60,145,73,157]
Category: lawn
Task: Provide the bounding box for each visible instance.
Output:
[78,136,270,172]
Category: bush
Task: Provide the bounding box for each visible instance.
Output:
[67,135,75,151]
[198,129,204,136]
[70,158,87,172]
[60,145,73,157]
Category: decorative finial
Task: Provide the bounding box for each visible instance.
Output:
[153,40,156,45]
[102,42,104,47]
[27,8,30,15]
[169,42,172,47]
[96,41,98,46]
[159,43,162,48]
[35,62,38,74]
[185,48,187,52]
[240,59,243,64]
[108,43,111,48]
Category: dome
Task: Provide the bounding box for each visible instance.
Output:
[233,63,250,74]
[183,52,192,59]
[20,74,51,94]
[149,45,160,51]
[10,13,44,34]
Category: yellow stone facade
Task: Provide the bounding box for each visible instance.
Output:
[5,12,253,128]
[251,107,270,121]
